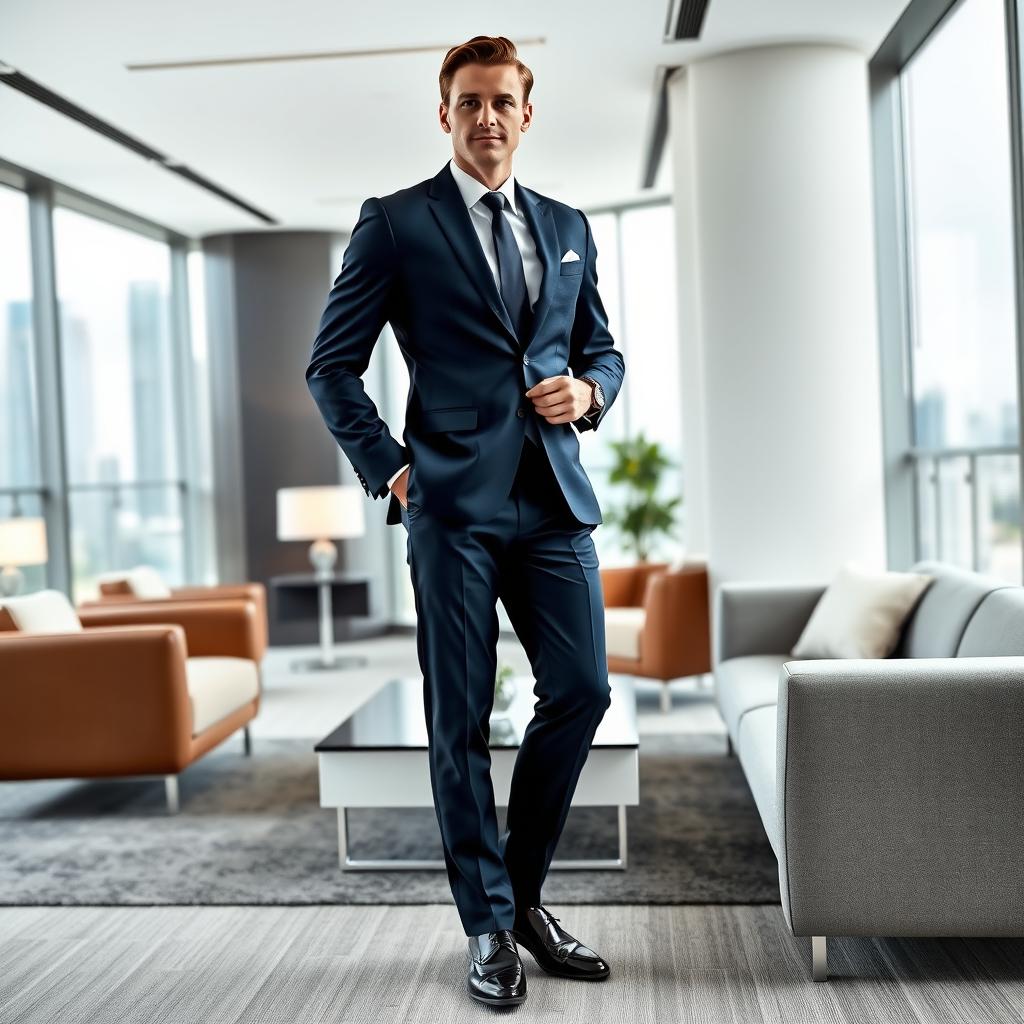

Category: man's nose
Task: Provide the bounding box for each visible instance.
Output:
[476,106,498,126]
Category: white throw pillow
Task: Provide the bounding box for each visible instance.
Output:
[125,565,172,599]
[790,561,934,659]
[0,589,82,633]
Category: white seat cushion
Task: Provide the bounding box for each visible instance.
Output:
[715,653,790,737]
[605,607,646,660]
[736,704,780,855]
[185,657,259,735]
[0,589,82,633]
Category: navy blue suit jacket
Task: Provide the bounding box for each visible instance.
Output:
[305,159,625,527]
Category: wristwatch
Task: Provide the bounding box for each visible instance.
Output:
[579,375,605,417]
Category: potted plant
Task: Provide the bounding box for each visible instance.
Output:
[604,432,682,562]
[494,661,517,711]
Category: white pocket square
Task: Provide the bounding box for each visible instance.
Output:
[560,249,581,263]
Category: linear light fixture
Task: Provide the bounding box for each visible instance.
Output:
[0,61,277,224]
[126,37,547,72]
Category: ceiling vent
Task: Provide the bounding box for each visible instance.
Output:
[664,0,711,41]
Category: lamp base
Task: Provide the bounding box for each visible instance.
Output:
[0,566,24,598]
[290,652,369,673]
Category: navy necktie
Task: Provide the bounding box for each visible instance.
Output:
[480,190,540,447]
[480,191,532,344]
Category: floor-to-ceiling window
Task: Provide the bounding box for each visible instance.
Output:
[52,206,186,598]
[904,0,1020,579]
[187,247,218,586]
[582,203,683,565]
[0,163,214,602]
[0,184,47,593]
[874,0,1024,583]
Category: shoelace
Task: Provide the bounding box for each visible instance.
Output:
[531,908,580,959]
[489,930,518,953]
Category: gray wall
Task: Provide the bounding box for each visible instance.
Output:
[201,230,394,646]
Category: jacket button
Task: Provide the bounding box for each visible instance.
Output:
[523,354,530,365]
[516,408,525,418]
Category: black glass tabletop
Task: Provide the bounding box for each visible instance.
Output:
[314,675,638,752]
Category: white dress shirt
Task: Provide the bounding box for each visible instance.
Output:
[387,158,592,492]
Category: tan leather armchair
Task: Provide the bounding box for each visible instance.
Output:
[0,596,262,812]
[82,581,269,663]
[601,560,712,712]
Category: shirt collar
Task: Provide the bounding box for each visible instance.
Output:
[448,156,519,216]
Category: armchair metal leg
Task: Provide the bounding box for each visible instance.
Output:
[243,724,252,756]
[811,936,828,981]
[726,734,734,756]
[164,775,179,814]
[660,685,672,713]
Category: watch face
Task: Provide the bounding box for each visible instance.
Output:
[592,382,605,408]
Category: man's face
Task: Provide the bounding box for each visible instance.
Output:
[440,62,531,169]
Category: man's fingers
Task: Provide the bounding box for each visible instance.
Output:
[538,399,577,419]
[524,375,569,397]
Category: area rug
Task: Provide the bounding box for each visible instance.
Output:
[0,733,780,906]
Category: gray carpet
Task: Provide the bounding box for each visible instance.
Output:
[0,733,780,906]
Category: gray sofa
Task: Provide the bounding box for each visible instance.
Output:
[713,559,1024,980]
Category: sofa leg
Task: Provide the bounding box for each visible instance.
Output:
[660,685,672,714]
[811,936,828,981]
[243,724,252,756]
[164,775,179,814]
[726,734,734,757]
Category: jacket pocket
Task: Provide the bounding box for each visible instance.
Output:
[420,406,478,432]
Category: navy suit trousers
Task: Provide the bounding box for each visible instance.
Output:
[400,435,612,936]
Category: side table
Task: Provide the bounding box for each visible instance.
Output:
[269,572,371,671]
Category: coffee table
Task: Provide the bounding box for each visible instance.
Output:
[315,674,639,872]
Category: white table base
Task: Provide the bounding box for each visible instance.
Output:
[319,747,639,872]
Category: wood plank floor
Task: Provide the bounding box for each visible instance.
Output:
[2,904,1021,1024]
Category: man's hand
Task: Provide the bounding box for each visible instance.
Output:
[525,376,594,425]
[390,466,411,509]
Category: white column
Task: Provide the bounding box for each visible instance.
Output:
[668,43,887,597]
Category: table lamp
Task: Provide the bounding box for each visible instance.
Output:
[0,517,48,597]
[277,486,366,672]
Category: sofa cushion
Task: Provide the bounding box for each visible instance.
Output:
[956,586,1024,657]
[715,654,790,737]
[0,589,82,633]
[790,561,933,659]
[185,657,259,736]
[605,607,645,660]
[892,560,1004,658]
[737,703,780,855]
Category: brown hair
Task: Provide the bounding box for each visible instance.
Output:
[439,35,534,109]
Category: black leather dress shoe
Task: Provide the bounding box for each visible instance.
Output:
[467,929,527,1007]
[512,905,610,980]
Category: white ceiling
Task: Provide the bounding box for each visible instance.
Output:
[0,0,908,239]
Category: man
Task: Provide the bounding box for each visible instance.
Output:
[306,34,625,1008]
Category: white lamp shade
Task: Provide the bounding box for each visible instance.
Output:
[277,486,366,541]
[0,517,48,566]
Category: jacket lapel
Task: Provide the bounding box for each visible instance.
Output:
[515,181,560,353]
[427,161,517,345]
[427,161,561,354]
